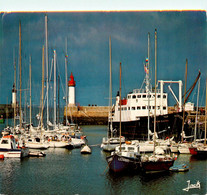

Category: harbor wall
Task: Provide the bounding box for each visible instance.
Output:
[0,104,14,118]
[64,105,206,127]
[64,105,110,125]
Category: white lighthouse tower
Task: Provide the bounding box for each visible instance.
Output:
[12,83,17,107]
[68,72,76,106]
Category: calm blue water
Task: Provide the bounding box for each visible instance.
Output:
[0,125,206,195]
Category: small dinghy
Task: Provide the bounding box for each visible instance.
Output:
[80,145,91,154]
[28,151,46,157]
[169,164,189,172]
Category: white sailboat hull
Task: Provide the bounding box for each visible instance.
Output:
[26,143,49,149]
[48,141,69,148]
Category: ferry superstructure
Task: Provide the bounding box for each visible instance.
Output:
[111,80,183,140]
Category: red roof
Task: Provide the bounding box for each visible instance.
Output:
[68,72,76,86]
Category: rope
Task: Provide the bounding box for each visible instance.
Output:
[101,155,114,175]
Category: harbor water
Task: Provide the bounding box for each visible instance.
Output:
[0,125,206,195]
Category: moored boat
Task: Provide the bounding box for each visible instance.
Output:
[25,137,50,150]
[0,135,29,158]
[101,136,125,152]
[106,141,141,173]
[140,30,176,173]
[141,154,175,173]
[106,63,141,173]
[169,164,189,172]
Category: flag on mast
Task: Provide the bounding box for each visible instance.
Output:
[144,58,149,74]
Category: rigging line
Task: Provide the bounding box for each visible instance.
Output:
[200,82,206,106]
[38,57,53,124]
[55,56,66,96]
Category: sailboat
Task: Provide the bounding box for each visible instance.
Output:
[189,78,207,158]
[43,49,70,148]
[24,46,49,150]
[106,63,141,172]
[101,37,125,152]
[141,29,175,173]
[178,59,192,154]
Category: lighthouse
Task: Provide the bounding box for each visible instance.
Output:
[68,72,76,106]
[12,83,17,106]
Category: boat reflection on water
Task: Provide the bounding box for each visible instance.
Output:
[189,154,207,161]
[0,158,22,190]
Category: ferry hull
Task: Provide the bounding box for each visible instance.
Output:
[112,112,186,141]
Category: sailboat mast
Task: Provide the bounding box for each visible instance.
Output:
[204,78,207,145]
[182,59,188,143]
[109,36,113,137]
[153,29,157,154]
[13,48,16,128]
[41,46,45,132]
[29,56,32,131]
[54,50,57,127]
[45,15,49,130]
[119,62,122,152]
[194,77,200,142]
[65,38,68,125]
[147,32,150,140]
[19,20,22,130]
[58,75,60,126]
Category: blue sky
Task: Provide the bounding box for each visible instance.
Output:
[0,11,206,107]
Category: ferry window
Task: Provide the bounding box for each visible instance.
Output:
[163,95,166,98]
[147,95,151,98]
[142,95,146,98]
[158,106,160,110]
[1,140,8,144]
[137,95,141,98]
[157,95,161,98]
[128,107,130,110]
[121,108,124,111]
[142,106,146,109]
[118,108,120,111]
[128,147,134,151]
[132,95,136,99]
[124,107,127,110]
[137,106,141,110]
[163,106,166,110]
[149,106,151,109]
[128,95,131,99]
[153,106,155,109]
[132,107,135,110]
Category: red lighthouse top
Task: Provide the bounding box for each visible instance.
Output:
[68,72,76,87]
